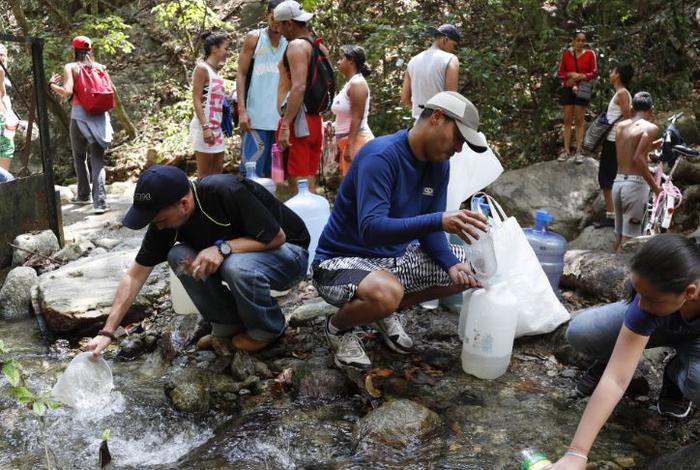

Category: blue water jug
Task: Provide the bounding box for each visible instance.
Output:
[284,179,331,273]
[244,162,277,196]
[523,209,567,292]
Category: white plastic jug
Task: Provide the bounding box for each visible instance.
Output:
[51,352,113,408]
[244,161,277,195]
[284,179,330,272]
[461,281,518,379]
[169,268,200,314]
[457,288,477,341]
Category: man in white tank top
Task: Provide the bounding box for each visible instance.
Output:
[401,24,461,121]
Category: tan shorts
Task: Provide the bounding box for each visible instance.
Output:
[612,174,649,238]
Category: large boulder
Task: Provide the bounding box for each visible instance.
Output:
[569,226,616,252]
[0,267,38,320]
[560,250,629,301]
[12,230,60,266]
[649,442,700,470]
[486,158,599,240]
[164,368,210,413]
[34,249,169,333]
[293,362,351,401]
[352,399,442,450]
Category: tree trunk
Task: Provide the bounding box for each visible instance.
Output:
[674,158,700,185]
[40,0,73,30]
[8,0,30,33]
[112,89,137,139]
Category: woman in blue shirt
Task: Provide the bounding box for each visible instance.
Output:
[550,234,700,468]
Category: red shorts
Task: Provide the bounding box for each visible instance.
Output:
[277,114,323,177]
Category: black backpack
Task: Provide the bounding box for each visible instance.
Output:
[299,37,335,114]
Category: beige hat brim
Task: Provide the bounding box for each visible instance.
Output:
[294,11,314,22]
[456,122,488,152]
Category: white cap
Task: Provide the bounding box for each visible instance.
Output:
[423,91,489,152]
[274,0,314,22]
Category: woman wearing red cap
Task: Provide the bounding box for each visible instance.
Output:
[49,36,114,214]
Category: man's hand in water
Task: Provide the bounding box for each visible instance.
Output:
[85,335,112,360]
[448,263,481,288]
[442,210,488,244]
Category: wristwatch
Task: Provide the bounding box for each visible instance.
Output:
[215,239,232,257]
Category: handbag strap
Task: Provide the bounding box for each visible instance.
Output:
[572,49,579,73]
[473,192,508,227]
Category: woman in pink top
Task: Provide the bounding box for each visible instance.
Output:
[557,31,597,163]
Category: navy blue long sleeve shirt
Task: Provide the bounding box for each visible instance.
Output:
[315,129,459,271]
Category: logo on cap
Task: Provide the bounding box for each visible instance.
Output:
[134,193,152,202]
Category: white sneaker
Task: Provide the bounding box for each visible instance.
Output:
[573,151,584,164]
[325,317,371,369]
[373,313,413,354]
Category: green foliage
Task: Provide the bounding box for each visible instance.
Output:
[79,14,135,57]
[152,0,231,60]
[102,428,111,441]
[1,347,61,418]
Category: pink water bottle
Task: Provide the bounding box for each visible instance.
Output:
[271,143,285,184]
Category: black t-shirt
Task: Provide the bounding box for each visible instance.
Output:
[135,174,310,267]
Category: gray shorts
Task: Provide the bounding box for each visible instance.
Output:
[612,174,649,238]
[312,243,467,307]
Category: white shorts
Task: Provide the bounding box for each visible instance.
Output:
[612,174,649,238]
[190,120,225,154]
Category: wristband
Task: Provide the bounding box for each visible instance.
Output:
[97,330,116,341]
[202,124,211,130]
[565,450,588,461]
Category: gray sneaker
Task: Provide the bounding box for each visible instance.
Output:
[373,313,413,354]
[573,151,584,164]
[325,317,371,369]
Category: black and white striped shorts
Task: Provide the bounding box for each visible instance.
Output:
[312,243,467,307]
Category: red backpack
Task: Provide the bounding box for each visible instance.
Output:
[73,63,115,114]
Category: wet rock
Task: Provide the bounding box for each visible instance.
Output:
[54,185,74,204]
[286,297,336,326]
[569,226,616,252]
[161,313,201,361]
[241,375,263,395]
[352,399,442,450]
[230,351,257,381]
[649,441,700,469]
[164,368,210,413]
[620,235,651,255]
[12,230,60,266]
[92,247,108,256]
[486,158,599,240]
[560,250,629,301]
[0,267,37,320]
[52,243,84,263]
[613,456,636,468]
[94,238,121,250]
[117,335,153,360]
[35,249,169,332]
[293,362,351,401]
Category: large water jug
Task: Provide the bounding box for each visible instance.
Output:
[244,161,276,196]
[523,209,568,292]
[461,281,518,379]
[439,234,467,313]
[285,179,330,272]
[170,267,200,314]
[457,288,476,340]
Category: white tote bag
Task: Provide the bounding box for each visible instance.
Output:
[446,140,503,211]
[478,193,570,337]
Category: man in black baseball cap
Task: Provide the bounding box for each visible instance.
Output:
[86,166,311,357]
[427,24,461,46]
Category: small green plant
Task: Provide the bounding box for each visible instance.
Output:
[0,340,61,469]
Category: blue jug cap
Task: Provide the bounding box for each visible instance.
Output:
[535,209,553,224]
[479,202,490,214]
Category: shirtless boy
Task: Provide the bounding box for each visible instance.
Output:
[612,91,663,252]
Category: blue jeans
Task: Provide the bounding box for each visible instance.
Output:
[567,301,700,402]
[167,243,309,341]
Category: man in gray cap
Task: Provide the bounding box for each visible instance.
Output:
[274,0,330,195]
[312,91,489,369]
[401,24,461,121]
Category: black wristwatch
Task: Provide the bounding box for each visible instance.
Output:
[215,239,232,257]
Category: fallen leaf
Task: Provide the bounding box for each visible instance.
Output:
[368,367,393,378]
[275,367,294,385]
[365,375,382,398]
